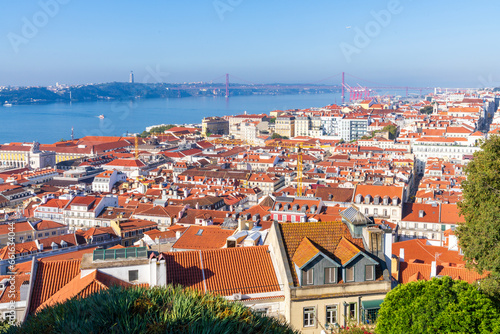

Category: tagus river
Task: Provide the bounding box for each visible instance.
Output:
[0,93,343,144]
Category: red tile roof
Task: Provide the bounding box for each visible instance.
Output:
[334,237,362,265]
[392,239,464,265]
[0,221,33,235]
[164,246,280,296]
[29,259,82,313]
[172,226,233,250]
[38,270,132,312]
[398,262,487,284]
[292,237,321,268]
[105,159,145,168]
[35,220,66,230]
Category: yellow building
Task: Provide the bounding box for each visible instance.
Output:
[275,114,295,138]
[202,117,229,136]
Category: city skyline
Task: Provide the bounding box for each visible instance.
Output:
[1,1,500,88]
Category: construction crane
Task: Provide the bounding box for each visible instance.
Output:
[267,141,332,197]
[135,135,139,159]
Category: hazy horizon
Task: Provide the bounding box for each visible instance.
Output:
[2,1,500,88]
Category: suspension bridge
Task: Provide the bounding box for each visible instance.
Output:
[187,72,435,103]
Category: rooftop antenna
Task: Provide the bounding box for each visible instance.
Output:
[71,127,74,141]
[434,252,441,263]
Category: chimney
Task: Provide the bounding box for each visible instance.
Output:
[175,231,182,239]
[391,255,399,280]
[158,258,166,286]
[430,261,437,278]
[399,248,404,262]
[238,217,245,231]
[419,210,424,218]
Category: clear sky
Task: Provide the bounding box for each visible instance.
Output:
[1,0,499,88]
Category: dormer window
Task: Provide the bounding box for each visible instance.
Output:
[356,194,363,204]
[383,196,389,205]
[392,197,398,206]
[364,195,371,204]
[374,196,380,205]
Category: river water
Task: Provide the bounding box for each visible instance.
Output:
[0,93,343,144]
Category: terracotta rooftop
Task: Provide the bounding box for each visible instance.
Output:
[34,220,66,231]
[164,245,281,296]
[334,237,363,265]
[37,270,132,312]
[292,237,321,268]
[172,225,234,251]
[29,259,82,313]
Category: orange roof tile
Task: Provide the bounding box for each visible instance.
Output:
[172,226,233,250]
[38,270,132,312]
[334,237,362,265]
[292,237,321,268]
[164,246,280,296]
[29,259,82,314]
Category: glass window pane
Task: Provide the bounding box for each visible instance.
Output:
[303,307,315,327]
[326,305,337,325]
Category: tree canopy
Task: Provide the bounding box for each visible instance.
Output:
[457,134,500,295]
[420,105,433,114]
[271,133,288,139]
[376,277,500,334]
[7,285,298,334]
[382,124,397,139]
[139,124,177,138]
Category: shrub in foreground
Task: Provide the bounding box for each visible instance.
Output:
[8,285,298,334]
[376,276,500,334]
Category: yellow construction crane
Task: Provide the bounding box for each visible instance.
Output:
[267,141,332,197]
[135,135,139,159]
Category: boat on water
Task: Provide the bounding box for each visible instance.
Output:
[98,114,105,119]
[3,101,12,107]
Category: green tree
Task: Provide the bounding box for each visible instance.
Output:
[8,285,298,334]
[382,124,398,139]
[457,135,500,296]
[268,117,276,124]
[376,277,500,334]
[271,133,288,139]
[420,105,434,114]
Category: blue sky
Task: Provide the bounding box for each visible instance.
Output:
[1,0,499,87]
